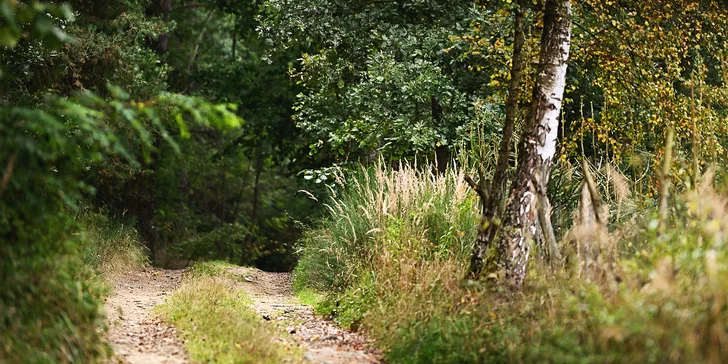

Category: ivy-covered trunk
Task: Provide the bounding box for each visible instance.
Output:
[501,0,572,289]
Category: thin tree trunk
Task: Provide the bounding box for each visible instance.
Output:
[231,16,237,60]
[431,96,449,175]
[658,127,674,234]
[231,159,253,218]
[242,152,263,265]
[187,9,217,74]
[537,188,561,263]
[469,0,528,276]
[149,0,172,54]
[217,148,227,256]
[137,137,162,263]
[500,0,572,289]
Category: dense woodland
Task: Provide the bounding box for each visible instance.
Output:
[3,0,728,362]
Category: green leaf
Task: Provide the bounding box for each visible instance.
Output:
[0,1,14,23]
[43,27,69,49]
[107,84,131,101]
[32,15,53,35]
[0,26,18,47]
[47,4,74,20]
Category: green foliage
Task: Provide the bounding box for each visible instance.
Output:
[89,0,320,270]
[0,0,71,50]
[0,83,241,361]
[1,1,246,358]
[1,0,168,102]
[261,0,485,160]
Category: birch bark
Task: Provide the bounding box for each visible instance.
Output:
[501,0,572,289]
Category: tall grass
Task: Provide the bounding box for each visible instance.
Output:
[295,161,728,363]
[79,212,149,279]
[294,162,478,293]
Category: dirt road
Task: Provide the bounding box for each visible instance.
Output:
[104,268,187,364]
[225,266,382,364]
[104,267,382,364]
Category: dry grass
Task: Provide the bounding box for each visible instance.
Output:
[80,213,148,279]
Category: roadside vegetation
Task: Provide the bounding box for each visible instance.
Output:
[0,210,148,362]
[80,213,149,280]
[294,163,728,363]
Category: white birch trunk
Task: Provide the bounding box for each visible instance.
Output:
[501,0,572,289]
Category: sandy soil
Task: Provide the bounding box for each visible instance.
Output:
[104,266,382,364]
[104,268,188,364]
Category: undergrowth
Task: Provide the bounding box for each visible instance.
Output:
[80,212,149,279]
[0,209,149,362]
[295,162,728,363]
[157,261,297,363]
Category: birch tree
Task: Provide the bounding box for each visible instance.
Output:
[500,0,572,288]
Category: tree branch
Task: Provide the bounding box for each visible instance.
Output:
[465,175,488,205]
[0,153,17,200]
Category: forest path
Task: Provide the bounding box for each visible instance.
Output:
[225,266,382,364]
[104,268,188,364]
[104,266,380,363]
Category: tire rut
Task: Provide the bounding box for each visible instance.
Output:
[104,268,188,364]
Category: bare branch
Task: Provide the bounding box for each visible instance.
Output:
[581,158,604,225]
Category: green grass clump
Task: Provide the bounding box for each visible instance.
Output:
[295,288,323,307]
[187,260,237,279]
[157,263,296,363]
[294,162,478,294]
[295,162,728,363]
